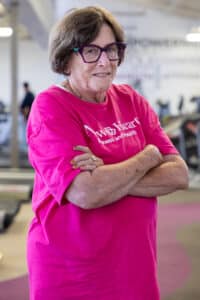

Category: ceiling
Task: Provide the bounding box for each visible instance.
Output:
[1,0,200,47]
[0,0,54,47]
[0,2,29,39]
[126,0,200,19]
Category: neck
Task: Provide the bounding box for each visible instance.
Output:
[62,80,106,103]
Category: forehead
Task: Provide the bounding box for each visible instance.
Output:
[90,23,116,46]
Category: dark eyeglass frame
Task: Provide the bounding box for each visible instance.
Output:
[73,42,127,63]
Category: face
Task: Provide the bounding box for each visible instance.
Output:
[67,24,119,99]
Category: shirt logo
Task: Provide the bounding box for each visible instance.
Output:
[84,117,140,145]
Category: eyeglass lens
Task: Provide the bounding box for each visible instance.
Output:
[81,43,124,63]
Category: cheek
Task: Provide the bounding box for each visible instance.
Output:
[111,65,118,77]
[79,62,92,73]
[70,55,91,78]
[73,67,90,82]
[111,61,118,70]
[82,66,96,81]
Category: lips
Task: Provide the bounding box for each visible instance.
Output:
[93,72,111,77]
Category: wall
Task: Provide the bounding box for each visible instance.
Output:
[118,39,200,115]
[0,36,200,115]
[54,1,200,115]
[0,38,56,109]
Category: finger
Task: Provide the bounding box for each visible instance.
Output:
[79,164,96,171]
[73,145,91,153]
[91,157,104,167]
[71,153,92,164]
[96,158,104,166]
[74,161,104,171]
[76,157,104,167]
[72,157,95,168]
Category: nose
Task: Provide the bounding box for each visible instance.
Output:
[97,50,110,65]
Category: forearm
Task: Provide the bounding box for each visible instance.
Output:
[129,155,189,197]
[66,145,162,209]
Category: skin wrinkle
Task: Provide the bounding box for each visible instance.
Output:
[67,145,164,209]
[130,155,188,197]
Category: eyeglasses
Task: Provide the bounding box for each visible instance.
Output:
[73,42,126,63]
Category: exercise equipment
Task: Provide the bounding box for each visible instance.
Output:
[0,199,21,233]
[164,113,200,170]
[0,169,33,233]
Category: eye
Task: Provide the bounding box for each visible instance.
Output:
[83,46,99,56]
[107,44,118,53]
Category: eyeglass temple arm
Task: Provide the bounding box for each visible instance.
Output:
[73,48,79,52]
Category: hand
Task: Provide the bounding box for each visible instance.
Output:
[143,144,163,166]
[71,145,104,171]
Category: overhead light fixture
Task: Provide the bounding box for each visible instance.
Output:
[186,27,200,42]
[0,27,13,38]
[186,33,200,42]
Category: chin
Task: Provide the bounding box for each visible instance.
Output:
[93,79,113,91]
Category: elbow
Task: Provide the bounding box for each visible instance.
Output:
[78,191,103,209]
[176,167,189,190]
[77,194,97,210]
[170,176,189,192]
[178,177,189,190]
[66,189,99,210]
[181,175,189,189]
[66,172,99,210]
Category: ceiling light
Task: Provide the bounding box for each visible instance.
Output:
[186,32,200,42]
[0,27,13,37]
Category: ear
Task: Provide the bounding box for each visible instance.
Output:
[64,70,71,76]
[65,54,75,76]
[64,64,71,76]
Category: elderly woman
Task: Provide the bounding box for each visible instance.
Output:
[27,6,188,300]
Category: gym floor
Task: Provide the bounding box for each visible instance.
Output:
[0,170,200,300]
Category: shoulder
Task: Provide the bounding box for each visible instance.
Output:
[109,84,156,120]
[108,83,146,106]
[27,85,82,138]
[33,85,61,105]
[31,85,71,118]
[27,86,65,136]
[109,83,142,99]
[27,86,74,141]
[109,83,134,95]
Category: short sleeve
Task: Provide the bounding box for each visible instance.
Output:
[27,92,88,204]
[133,91,179,155]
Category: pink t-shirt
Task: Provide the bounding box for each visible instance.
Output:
[27,84,178,300]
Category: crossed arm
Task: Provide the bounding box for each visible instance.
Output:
[65,145,189,209]
[128,154,188,197]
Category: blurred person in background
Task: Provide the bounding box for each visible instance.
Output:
[20,81,35,121]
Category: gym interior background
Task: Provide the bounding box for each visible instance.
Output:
[0,1,200,299]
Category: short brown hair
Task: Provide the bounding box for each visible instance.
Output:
[49,6,125,75]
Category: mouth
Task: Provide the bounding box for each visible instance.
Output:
[93,72,112,77]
